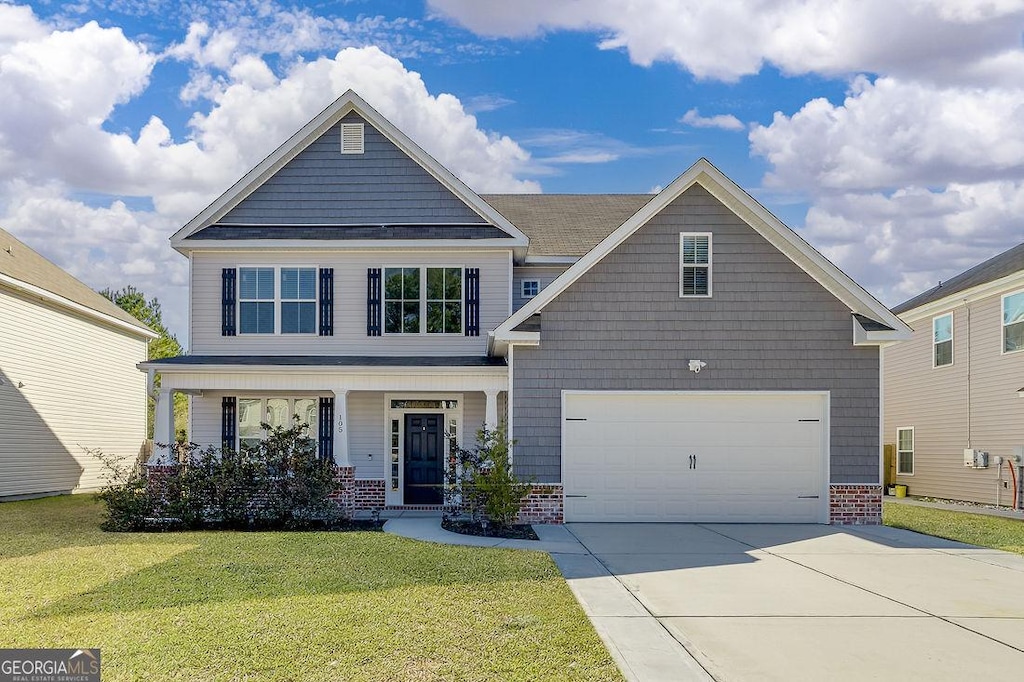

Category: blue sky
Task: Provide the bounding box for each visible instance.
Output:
[3,1,1024,341]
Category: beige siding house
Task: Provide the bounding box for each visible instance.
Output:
[0,228,156,499]
[883,242,1024,507]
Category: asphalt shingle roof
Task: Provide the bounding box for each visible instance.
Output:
[0,226,151,333]
[892,242,1024,314]
[481,194,652,257]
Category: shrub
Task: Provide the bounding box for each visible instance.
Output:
[444,423,533,527]
[95,418,343,531]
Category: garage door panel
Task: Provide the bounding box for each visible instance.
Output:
[563,392,827,523]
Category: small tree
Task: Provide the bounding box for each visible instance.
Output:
[444,423,532,527]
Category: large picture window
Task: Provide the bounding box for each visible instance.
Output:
[933,313,953,367]
[384,266,464,334]
[896,427,914,476]
[680,233,712,297]
[1003,290,1024,353]
[237,397,319,450]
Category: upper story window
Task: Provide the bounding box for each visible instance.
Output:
[679,233,712,297]
[239,267,275,334]
[239,266,317,335]
[521,279,539,298]
[933,313,953,367]
[384,267,463,335]
[1003,290,1024,353]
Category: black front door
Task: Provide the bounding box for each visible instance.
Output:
[404,414,444,504]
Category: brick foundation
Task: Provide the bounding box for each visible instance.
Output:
[353,479,386,510]
[328,466,355,517]
[516,484,564,524]
[829,484,882,525]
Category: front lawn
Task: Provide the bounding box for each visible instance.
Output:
[0,495,621,681]
[883,501,1024,556]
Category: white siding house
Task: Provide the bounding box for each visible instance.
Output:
[0,227,156,499]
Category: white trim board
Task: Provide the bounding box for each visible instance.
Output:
[491,159,910,353]
[171,90,529,252]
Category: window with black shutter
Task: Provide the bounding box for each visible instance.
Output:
[367,268,381,336]
[464,267,480,336]
[221,268,236,336]
[221,397,237,452]
[319,268,334,336]
[318,397,334,461]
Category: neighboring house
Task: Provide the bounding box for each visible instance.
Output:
[884,243,1024,507]
[142,90,910,524]
[0,227,156,499]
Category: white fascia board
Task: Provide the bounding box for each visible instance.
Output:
[175,239,520,256]
[897,269,1024,325]
[853,317,912,346]
[523,256,579,265]
[0,273,158,340]
[171,90,528,249]
[137,361,508,376]
[494,158,911,339]
[488,330,540,356]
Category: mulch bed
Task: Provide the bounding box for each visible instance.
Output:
[442,518,539,541]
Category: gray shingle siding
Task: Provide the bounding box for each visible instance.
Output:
[220,112,487,226]
[512,184,879,484]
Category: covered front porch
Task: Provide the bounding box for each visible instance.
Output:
[140,356,508,511]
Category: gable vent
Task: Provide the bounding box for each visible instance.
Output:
[340,123,364,154]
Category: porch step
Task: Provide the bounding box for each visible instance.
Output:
[384,504,444,511]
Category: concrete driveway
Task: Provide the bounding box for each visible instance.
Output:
[555,523,1024,681]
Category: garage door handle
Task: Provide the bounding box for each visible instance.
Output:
[797,495,820,499]
[565,494,588,498]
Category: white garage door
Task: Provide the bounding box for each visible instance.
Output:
[562,392,828,523]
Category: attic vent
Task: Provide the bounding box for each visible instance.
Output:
[340,123,364,154]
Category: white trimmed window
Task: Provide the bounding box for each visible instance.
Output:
[896,427,914,476]
[384,266,463,335]
[521,279,539,298]
[1003,290,1024,353]
[239,267,317,335]
[680,233,712,297]
[238,397,318,450]
[933,313,953,367]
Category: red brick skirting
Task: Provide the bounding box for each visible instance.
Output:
[517,485,564,525]
[830,484,882,525]
[353,479,386,510]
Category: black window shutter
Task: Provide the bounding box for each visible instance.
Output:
[465,267,480,336]
[318,397,334,461]
[319,267,334,336]
[221,268,236,336]
[221,397,237,452]
[367,268,381,336]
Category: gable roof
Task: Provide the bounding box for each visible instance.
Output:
[171,90,529,252]
[491,158,910,350]
[480,194,651,258]
[0,227,156,339]
[892,241,1024,314]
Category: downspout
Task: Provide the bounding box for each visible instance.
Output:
[963,299,971,449]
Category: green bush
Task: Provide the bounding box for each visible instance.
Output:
[95,419,343,531]
[444,423,533,527]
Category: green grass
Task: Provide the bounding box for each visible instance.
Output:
[883,501,1024,556]
[0,495,621,681]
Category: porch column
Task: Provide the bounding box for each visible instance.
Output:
[332,389,350,467]
[149,387,175,465]
[484,389,500,431]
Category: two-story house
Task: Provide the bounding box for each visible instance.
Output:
[884,243,1024,508]
[142,90,910,524]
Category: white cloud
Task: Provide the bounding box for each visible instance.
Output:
[429,0,1024,83]
[680,108,745,132]
[0,7,539,340]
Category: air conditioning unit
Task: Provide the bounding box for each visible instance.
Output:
[964,449,989,468]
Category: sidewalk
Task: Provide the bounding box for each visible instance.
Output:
[382,516,589,553]
[886,494,1024,520]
